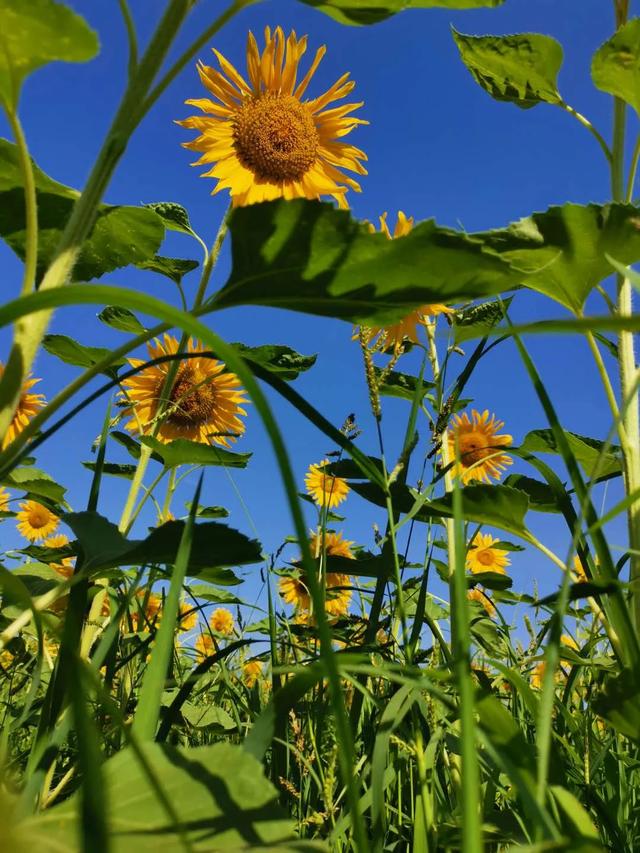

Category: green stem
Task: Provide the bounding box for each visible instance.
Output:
[560,102,613,164]
[5,109,38,295]
[625,131,640,201]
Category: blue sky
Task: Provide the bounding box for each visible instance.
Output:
[0,0,631,618]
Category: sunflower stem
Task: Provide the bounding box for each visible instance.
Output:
[4,109,38,296]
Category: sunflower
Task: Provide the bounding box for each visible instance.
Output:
[466,533,510,575]
[210,607,234,636]
[279,569,352,620]
[309,529,354,559]
[571,555,592,582]
[44,534,75,579]
[0,486,9,512]
[132,590,162,631]
[305,459,349,508]
[16,500,59,542]
[195,632,215,661]
[0,362,46,450]
[178,602,198,632]
[447,409,512,485]
[178,26,367,208]
[561,633,579,651]
[120,334,248,447]
[359,212,453,350]
[243,659,263,688]
[280,574,311,612]
[466,587,496,618]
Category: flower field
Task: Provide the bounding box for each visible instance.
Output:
[1,0,640,850]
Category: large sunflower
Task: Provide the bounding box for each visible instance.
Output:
[16,500,59,542]
[178,26,367,208]
[466,533,510,575]
[120,334,248,447]
[305,459,350,508]
[447,409,512,484]
[358,213,453,350]
[0,362,46,450]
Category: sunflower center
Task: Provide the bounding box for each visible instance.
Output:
[29,508,50,529]
[477,550,495,567]
[233,93,319,182]
[166,368,215,427]
[458,432,490,466]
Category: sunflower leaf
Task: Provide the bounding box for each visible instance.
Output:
[62,511,261,576]
[82,461,138,480]
[15,742,306,851]
[298,0,504,27]
[144,201,195,235]
[217,199,521,324]
[1,466,67,505]
[476,202,640,311]
[467,571,513,591]
[139,436,252,469]
[592,19,640,117]
[520,429,623,479]
[374,367,435,401]
[0,0,98,110]
[43,334,125,376]
[231,342,317,381]
[452,30,564,109]
[503,473,564,513]
[0,139,165,280]
[136,255,199,285]
[97,306,146,335]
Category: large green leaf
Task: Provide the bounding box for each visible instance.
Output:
[521,429,622,479]
[0,0,98,110]
[97,306,146,335]
[232,342,317,381]
[215,200,520,325]
[139,436,252,469]
[0,139,164,280]
[476,202,640,311]
[1,466,66,504]
[453,30,563,109]
[299,0,504,27]
[592,19,640,117]
[16,742,315,851]
[62,511,261,575]
[374,367,435,402]
[42,334,125,376]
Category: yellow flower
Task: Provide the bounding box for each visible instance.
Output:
[195,632,215,661]
[178,26,367,208]
[178,602,198,632]
[447,409,512,485]
[571,556,589,582]
[120,334,248,448]
[309,529,354,617]
[0,362,46,450]
[560,634,579,651]
[243,659,263,687]
[466,587,496,618]
[16,500,59,542]
[279,569,352,620]
[359,213,452,349]
[0,649,14,670]
[132,590,163,631]
[44,534,75,579]
[280,575,310,612]
[309,529,354,560]
[210,607,234,636]
[305,459,349,508]
[0,486,9,512]
[466,533,510,575]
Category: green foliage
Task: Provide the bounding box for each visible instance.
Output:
[16,742,308,851]
[1,465,66,504]
[299,0,504,27]
[0,0,98,111]
[137,255,200,284]
[139,436,252,469]
[97,306,146,335]
[453,30,564,109]
[521,428,622,478]
[374,367,435,401]
[0,139,165,280]
[216,199,520,324]
[232,343,318,381]
[592,19,640,116]
[42,333,126,376]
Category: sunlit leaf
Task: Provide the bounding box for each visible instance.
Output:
[136,255,199,285]
[0,0,98,110]
[43,334,125,376]
[477,202,640,311]
[521,429,622,478]
[299,0,504,27]
[139,436,252,469]
[592,19,640,116]
[16,742,308,851]
[216,200,520,324]
[453,30,563,109]
[1,466,66,504]
[144,201,195,235]
[97,306,146,335]
[453,298,510,344]
[232,342,317,381]
[0,139,164,280]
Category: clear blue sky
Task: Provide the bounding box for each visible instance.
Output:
[0,0,630,616]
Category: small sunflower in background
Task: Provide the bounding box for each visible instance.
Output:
[120,334,248,448]
[358,212,453,351]
[16,500,59,542]
[305,459,349,508]
[447,409,512,484]
[466,533,510,575]
[243,659,263,688]
[210,607,234,636]
[0,363,46,450]
[132,590,163,631]
[178,26,367,208]
[44,534,75,579]
[280,529,354,619]
[195,632,215,661]
[178,601,198,632]
[0,486,9,512]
